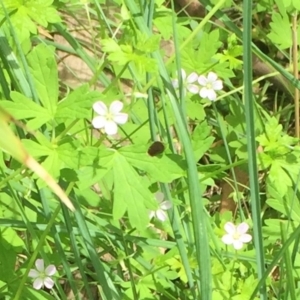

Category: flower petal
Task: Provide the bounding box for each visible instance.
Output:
[232,240,243,250]
[92,116,106,129]
[35,259,44,272]
[236,222,249,234]
[187,84,199,94]
[199,87,210,98]
[172,79,179,89]
[207,89,217,101]
[28,269,39,279]
[45,265,57,276]
[240,233,252,243]
[149,211,155,219]
[156,209,168,222]
[155,192,164,203]
[109,101,123,114]
[33,278,44,290]
[104,120,118,135]
[44,277,55,289]
[222,234,234,245]
[212,80,223,91]
[207,72,218,82]
[160,200,172,210]
[113,113,128,125]
[198,75,208,86]
[224,222,236,235]
[186,72,198,83]
[93,101,107,115]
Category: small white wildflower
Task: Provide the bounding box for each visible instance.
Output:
[172,69,199,94]
[221,222,252,250]
[198,72,223,101]
[149,192,172,222]
[92,100,128,135]
[28,259,57,290]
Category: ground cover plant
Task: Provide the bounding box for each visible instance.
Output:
[1,0,300,299]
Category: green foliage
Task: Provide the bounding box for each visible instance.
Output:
[0,0,61,43]
[257,117,300,196]
[1,0,300,299]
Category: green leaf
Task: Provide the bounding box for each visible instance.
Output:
[267,10,292,49]
[182,30,222,72]
[22,139,52,157]
[119,144,186,183]
[112,152,156,230]
[76,146,115,190]
[268,160,292,196]
[55,84,102,120]
[191,121,215,162]
[27,44,58,116]
[1,92,52,129]
[26,0,61,26]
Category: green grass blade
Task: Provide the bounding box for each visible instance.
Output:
[242,0,266,299]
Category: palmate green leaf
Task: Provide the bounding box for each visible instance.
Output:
[27,44,58,116]
[191,121,215,162]
[22,139,52,157]
[101,38,131,65]
[26,0,61,26]
[119,144,186,183]
[112,152,157,230]
[268,160,292,196]
[267,2,300,49]
[22,138,82,179]
[0,0,61,42]
[76,146,115,190]
[181,30,222,72]
[0,92,51,129]
[55,84,102,120]
[135,31,160,53]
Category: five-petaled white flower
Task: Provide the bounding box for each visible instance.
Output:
[172,69,199,94]
[149,192,172,222]
[92,100,128,135]
[28,259,57,290]
[221,222,252,250]
[198,72,223,101]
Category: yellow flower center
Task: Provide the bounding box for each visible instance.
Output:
[233,232,240,240]
[106,112,113,121]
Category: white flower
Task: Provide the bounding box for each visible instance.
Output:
[149,192,172,222]
[198,72,223,101]
[172,69,199,94]
[92,100,128,135]
[221,222,252,250]
[28,259,57,290]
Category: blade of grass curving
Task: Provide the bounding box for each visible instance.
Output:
[53,23,110,87]
[13,204,62,300]
[250,224,300,299]
[72,193,121,300]
[0,30,32,97]
[124,1,213,298]
[162,183,198,298]
[142,10,195,291]
[38,186,81,299]
[60,205,96,300]
[281,223,296,300]
[0,2,39,103]
[0,62,10,99]
[158,86,198,294]
[170,2,185,116]
[242,0,266,299]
